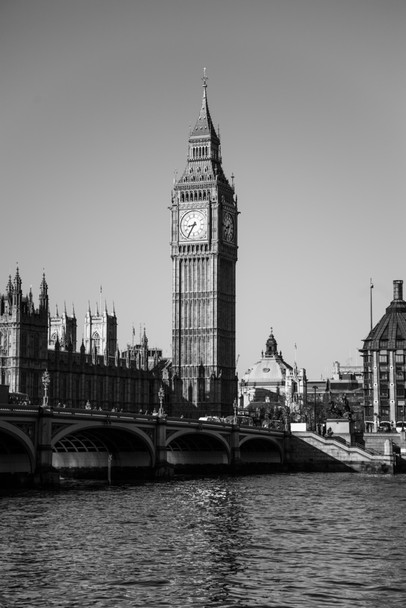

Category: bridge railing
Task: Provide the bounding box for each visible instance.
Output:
[0,405,286,435]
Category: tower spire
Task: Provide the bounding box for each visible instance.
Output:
[202,67,208,96]
[189,69,219,143]
[39,271,48,312]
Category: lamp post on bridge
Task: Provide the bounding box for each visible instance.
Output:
[233,398,238,425]
[313,386,318,433]
[41,370,50,408]
[158,385,165,417]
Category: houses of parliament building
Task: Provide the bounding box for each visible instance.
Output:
[0,75,238,417]
[0,267,166,411]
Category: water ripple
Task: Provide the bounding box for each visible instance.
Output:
[1,474,406,607]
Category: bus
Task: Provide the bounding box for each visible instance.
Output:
[8,392,31,405]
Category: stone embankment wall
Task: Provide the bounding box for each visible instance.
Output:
[287,434,353,473]
[364,432,405,452]
[287,433,394,474]
[364,432,406,472]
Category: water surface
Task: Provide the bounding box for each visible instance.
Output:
[1,473,405,607]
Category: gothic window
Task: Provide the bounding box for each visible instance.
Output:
[20,371,26,393]
[33,334,39,356]
[92,331,101,352]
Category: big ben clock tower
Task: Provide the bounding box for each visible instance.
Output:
[171,71,238,416]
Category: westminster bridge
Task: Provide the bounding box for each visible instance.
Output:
[0,405,287,486]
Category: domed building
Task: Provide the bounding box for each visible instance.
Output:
[360,279,406,431]
[239,328,307,413]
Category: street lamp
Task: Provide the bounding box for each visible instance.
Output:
[41,370,50,408]
[158,385,165,417]
[233,398,237,425]
[313,386,318,433]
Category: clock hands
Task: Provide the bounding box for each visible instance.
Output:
[187,222,197,237]
[181,211,206,239]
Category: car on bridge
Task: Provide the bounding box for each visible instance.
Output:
[223,415,254,426]
[198,416,222,423]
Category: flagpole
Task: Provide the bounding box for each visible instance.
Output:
[370,278,374,331]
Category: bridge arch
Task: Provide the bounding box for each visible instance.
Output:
[0,421,36,473]
[239,435,283,464]
[51,422,156,475]
[166,429,231,467]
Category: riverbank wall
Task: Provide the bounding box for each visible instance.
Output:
[288,432,395,474]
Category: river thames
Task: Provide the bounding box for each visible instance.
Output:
[1,472,406,608]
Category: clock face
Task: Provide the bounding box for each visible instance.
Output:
[223,211,235,243]
[180,210,207,240]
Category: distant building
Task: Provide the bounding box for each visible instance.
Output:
[239,328,307,413]
[0,268,166,410]
[360,279,406,431]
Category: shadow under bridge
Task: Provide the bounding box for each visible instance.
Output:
[0,423,35,474]
[239,435,283,464]
[52,423,154,479]
[166,429,231,467]
[165,428,283,469]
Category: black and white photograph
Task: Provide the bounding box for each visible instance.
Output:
[1,1,406,606]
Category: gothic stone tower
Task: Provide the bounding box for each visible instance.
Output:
[171,73,238,416]
[0,269,49,398]
[84,302,117,361]
[49,304,77,351]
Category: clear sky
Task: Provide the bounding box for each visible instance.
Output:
[1,0,405,380]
